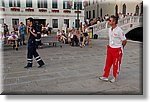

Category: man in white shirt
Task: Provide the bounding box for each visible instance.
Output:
[99,15,127,83]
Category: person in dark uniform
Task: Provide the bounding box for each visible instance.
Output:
[24,18,45,68]
[34,21,42,49]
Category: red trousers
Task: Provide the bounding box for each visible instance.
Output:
[103,45,122,78]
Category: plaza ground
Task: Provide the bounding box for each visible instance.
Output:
[2,37,143,95]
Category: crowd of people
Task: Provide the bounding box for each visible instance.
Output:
[0,12,143,50]
[84,12,143,28]
[56,23,91,48]
[0,21,53,50]
[0,22,26,50]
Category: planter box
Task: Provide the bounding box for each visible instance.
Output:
[11,7,20,12]
[63,10,71,13]
[51,9,59,13]
[39,9,47,12]
[25,8,34,12]
[0,8,5,11]
[75,10,81,13]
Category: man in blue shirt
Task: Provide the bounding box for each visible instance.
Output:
[18,22,26,45]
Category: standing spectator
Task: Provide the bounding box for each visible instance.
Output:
[80,25,89,47]
[18,22,26,45]
[99,15,127,83]
[3,23,9,44]
[71,29,78,46]
[46,23,52,35]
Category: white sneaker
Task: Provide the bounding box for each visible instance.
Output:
[110,77,117,83]
[99,76,109,81]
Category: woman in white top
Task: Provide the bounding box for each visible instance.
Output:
[68,29,73,45]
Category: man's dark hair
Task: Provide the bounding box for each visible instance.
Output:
[110,15,118,24]
[27,17,34,23]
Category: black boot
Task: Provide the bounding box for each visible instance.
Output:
[38,60,45,68]
[24,63,32,69]
[16,48,18,51]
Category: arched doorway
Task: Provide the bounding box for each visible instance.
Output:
[100,8,102,17]
[122,4,126,16]
[135,5,139,16]
[115,5,118,17]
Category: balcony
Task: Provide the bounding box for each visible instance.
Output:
[25,8,34,12]
[10,7,20,12]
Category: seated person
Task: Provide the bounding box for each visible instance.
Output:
[56,29,61,41]
[7,31,18,50]
[68,29,73,45]
[60,30,67,44]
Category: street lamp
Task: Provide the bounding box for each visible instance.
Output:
[76,0,80,30]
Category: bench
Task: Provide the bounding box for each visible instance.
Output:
[42,41,62,48]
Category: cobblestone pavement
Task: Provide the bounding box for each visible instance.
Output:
[2,37,143,95]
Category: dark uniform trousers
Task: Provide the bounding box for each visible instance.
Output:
[27,39,44,67]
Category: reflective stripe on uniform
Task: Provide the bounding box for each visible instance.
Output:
[35,56,40,60]
[36,59,42,62]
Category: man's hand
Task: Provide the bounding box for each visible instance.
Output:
[29,27,37,37]
[122,40,127,48]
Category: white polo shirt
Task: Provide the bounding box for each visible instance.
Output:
[108,26,126,48]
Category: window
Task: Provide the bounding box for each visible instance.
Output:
[38,0,47,8]
[9,0,20,7]
[64,19,69,28]
[86,11,88,19]
[135,5,139,15]
[12,19,19,30]
[52,19,58,28]
[115,5,118,16]
[63,0,71,9]
[74,1,82,10]
[75,19,80,28]
[52,0,58,8]
[0,0,5,7]
[100,8,102,17]
[93,10,95,18]
[0,19,4,24]
[26,0,32,7]
[12,19,19,26]
[122,4,126,16]
[89,11,91,19]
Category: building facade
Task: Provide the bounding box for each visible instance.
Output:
[83,0,143,19]
[0,0,84,32]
